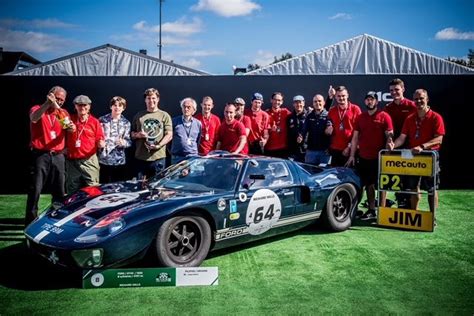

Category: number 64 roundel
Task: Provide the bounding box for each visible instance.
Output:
[246,189,282,235]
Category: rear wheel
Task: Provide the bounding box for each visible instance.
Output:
[322,183,357,231]
[155,214,211,267]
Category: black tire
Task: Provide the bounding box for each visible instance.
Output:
[155,214,211,267]
[322,183,357,231]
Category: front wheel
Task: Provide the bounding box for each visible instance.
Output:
[155,214,211,267]
[322,183,357,231]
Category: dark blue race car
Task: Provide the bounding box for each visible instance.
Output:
[25,154,361,268]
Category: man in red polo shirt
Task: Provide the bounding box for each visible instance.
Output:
[346,92,393,220]
[384,78,416,138]
[216,103,247,154]
[196,96,221,155]
[234,97,251,154]
[327,86,362,166]
[384,78,417,208]
[388,89,445,213]
[26,86,76,226]
[265,92,291,158]
[245,93,270,155]
[66,95,105,194]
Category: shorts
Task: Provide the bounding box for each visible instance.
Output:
[404,175,440,193]
[404,161,440,193]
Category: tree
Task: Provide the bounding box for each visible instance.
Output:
[468,49,474,68]
[272,53,293,64]
[247,63,261,72]
[446,49,474,69]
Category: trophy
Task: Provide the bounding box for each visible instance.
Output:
[56,109,72,129]
[143,119,162,147]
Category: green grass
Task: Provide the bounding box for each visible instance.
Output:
[1,191,473,315]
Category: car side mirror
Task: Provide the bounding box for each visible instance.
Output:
[243,174,265,190]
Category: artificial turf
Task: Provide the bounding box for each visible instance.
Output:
[1,191,473,315]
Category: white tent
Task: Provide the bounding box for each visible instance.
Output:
[245,34,473,75]
[6,44,208,76]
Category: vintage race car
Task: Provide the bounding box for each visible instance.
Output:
[25,154,361,268]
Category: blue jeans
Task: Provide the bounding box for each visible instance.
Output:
[305,150,331,166]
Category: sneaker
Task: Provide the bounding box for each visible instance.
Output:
[355,210,364,219]
[361,209,377,220]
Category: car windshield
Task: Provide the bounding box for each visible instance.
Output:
[148,157,243,192]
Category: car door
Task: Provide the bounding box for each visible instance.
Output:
[226,159,296,237]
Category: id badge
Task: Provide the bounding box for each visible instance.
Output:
[75,139,81,148]
[205,133,209,141]
[339,122,344,131]
[187,138,192,145]
[50,131,57,139]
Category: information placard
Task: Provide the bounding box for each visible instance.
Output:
[83,267,218,289]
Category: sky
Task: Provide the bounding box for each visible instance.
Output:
[0,0,473,74]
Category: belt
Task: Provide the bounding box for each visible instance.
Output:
[31,148,63,156]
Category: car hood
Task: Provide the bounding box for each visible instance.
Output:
[24,180,205,245]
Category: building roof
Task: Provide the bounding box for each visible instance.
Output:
[0,50,41,74]
[5,44,209,76]
[245,34,474,75]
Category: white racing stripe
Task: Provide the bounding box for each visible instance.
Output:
[33,206,91,243]
[33,230,50,242]
[54,206,91,227]
[32,192,143,243]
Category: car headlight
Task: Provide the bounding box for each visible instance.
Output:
[75,212,126,244]
[72,248,104,268]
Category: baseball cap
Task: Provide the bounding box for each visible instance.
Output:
[252,93,263,101]
[73,95,92,105]
[293,95,305,102]
[234,97,246,105]
[365,92,377,100]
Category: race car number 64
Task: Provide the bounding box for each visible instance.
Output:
[246,189,281,235]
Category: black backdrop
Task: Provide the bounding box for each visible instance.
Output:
[0,74,472,193]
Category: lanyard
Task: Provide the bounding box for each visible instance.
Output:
[201,115,210,133]
[182,116,193,139]
[76,115,90,141]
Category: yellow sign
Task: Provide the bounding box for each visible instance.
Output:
[378,207,434,232]
[379,174,401,191]
[380,155,433,176]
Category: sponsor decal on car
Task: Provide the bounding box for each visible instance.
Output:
[217,198,226,211]
[246,189,281,235]
[229,213,240,220]
[230,200,237,213]
[239,192,247,202]
[215,227,248,240]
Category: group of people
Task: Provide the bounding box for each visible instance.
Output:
[25,79,445,225]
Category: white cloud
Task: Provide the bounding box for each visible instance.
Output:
[0,18,76,29]
[191,0,261,17]
[252,50,274,66]
[0,27,76,54]
[328,13,352,20]
[435,27,474,40]
[133,17,202,36]
[179,58,202,69]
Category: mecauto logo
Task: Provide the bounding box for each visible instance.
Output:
[385,160,427,169]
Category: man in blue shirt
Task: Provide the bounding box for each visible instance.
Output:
[171,97,202,164]
[297,94,333,166]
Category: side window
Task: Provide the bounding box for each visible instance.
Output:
[240,160,293,189]
[267,162,293,187]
